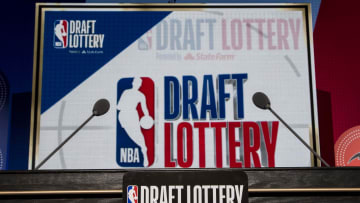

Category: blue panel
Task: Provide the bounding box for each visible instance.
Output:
[41,11,170,113]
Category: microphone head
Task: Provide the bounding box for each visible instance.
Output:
[93,99,110,116]
[252,92,271,110]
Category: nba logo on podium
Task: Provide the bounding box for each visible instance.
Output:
[53,20,68,48]
[116,77,155,167]
[127,185,138,203]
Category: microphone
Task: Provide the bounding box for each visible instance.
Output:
[93,98,110,116]
[252,92,271,110]
[35,98,110,170]
[252,92,330,167]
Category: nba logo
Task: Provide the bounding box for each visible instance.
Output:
[127,185,138,203]
[137,30,152,50]
[53,20,68,48]
[116,77,155,167]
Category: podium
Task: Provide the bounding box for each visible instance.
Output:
[0,168,359,202]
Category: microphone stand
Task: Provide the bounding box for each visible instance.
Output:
[35,113,95,170]
[268,107,330,167]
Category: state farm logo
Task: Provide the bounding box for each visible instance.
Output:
[335,125,360,166]
[116,77,155,167]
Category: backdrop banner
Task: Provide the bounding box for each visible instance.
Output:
[32,4,319,169]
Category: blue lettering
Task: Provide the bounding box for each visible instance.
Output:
[156,21,168,50]
[232,74,248,119]
[218,74,231,119]
[170,19,182,50]
[183,19,195,50]
[200,75,217,119]
[206,19,216,50]
[196,19,205,50]
[165,76,180,120]
[183,76,198,120]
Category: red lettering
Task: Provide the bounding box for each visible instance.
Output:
[289,18,301,49]
[177,122,193,168]
[194,122,210,168]
[165,121,278,168]
[228,122,242,168]
[243,122,261,167]
[243,19,254,50]
[277,19,289,50]
[211,122,227,168]
[164,123,176,167]
[254,19,265,50]
[267,19,276,50]
[222,19,231,50]
[261,121,279,167]
[230,19,243,50]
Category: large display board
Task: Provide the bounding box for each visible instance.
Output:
[31,3,319,169]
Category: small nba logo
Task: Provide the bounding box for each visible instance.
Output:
[116,77,155,167]
[53,20,68,48]
[127,185,138,203]
[137,30,152,50]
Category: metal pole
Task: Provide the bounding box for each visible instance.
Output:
[269,107,330,167]
[35,114,95,170]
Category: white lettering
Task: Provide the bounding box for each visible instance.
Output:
[226,185,235,203]
[141,186,149,203]
[160,186,168,203]
[150,186,159,203]
[219,185,226,203]
[235,185,244,203]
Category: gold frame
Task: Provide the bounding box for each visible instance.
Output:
[30,3,320,169]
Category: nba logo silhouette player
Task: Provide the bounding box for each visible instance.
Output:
[117,77,154,167]
[54,20,68,48]
[127,185,138,203]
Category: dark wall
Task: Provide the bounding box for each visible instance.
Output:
[0,0,84,170]
[314,0,360,143]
